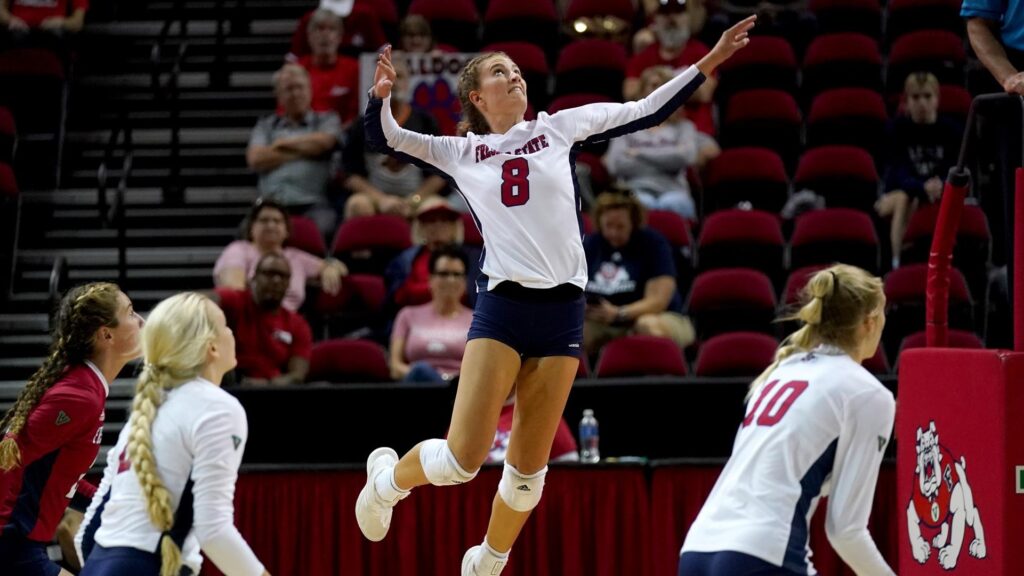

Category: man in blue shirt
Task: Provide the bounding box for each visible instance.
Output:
[963,0,1024,93]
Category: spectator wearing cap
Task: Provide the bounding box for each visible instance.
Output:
[212,252,313,386]
[625,0,717,135]
[389,245,474,383]
[247,63,342,237]
[385,197,477,309]
[343,53,448,219]
[296,8,360,126]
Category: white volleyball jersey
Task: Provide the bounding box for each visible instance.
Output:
[366,66,706,291]
[681,346,896,576]
[77,379,264,576]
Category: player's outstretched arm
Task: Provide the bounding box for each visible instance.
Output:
[696,15,756,78]
[372,44,397,100]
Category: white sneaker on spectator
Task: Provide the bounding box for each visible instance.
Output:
[355,447,400,541]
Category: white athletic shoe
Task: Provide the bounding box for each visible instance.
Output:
[355,447,400,542]
[461,545,481,576]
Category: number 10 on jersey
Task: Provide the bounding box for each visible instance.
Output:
[501,158,530,207]
[742,380,809,427]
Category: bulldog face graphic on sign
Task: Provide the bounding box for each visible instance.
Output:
[907,421,987,570]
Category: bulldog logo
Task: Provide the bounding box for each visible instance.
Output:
[908,421,987,569]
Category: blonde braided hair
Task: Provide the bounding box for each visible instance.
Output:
[0,282,121,470]
[128,292,218,576]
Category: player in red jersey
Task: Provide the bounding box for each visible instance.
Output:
[0,282,143,576]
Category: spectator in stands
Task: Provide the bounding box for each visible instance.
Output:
[389,245,473,383]
[0,0,85,46]
[247,64,342,237]
[399,14,441,54]
[624,0,716,134]
[584,190,695,358]
[875,72,962,267]
[214,197,348,312]
[385,197,471,309]
[486,386,579,464]
[296,8,360,127]
[213,252,313,386]
[344,54,448,219]
[963,0,1024,94]
[605,65,719,221]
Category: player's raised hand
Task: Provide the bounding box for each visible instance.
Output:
[373,44,397,99]
[696,15,756,77]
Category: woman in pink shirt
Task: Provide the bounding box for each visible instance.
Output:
[389,245,473,383]
[213,198,347,311]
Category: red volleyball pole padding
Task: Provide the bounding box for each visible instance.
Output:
[1015,168,1024,351]
[925,168,969,348]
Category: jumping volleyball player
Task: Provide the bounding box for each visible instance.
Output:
[680,265,896,576]
[355,15,757,575]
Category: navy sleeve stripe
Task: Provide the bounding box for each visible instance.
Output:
[784,437,839,573]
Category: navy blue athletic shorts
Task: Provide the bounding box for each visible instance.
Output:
[468,281,584,358]
[0,532,61,576]
[679,550,799,576]
[80,544,195,576]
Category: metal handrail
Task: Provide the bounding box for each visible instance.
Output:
[151,0,188,203]
[48,255,68,330]
[96,114,133,287]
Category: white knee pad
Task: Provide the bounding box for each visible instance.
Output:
[420,439,478,486]
[498,462,547,512]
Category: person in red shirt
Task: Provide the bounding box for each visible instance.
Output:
[0,282,144,576]
[385,198,469,309]
[213,252,313,386]
[296,8,360,127]
[624,0,717,134]
[1,0,86,34]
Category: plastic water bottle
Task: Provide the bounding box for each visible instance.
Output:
[579,409,600,463]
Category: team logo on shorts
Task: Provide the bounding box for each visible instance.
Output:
[907,420,987,570]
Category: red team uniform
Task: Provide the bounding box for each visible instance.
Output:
[0,364,105,541]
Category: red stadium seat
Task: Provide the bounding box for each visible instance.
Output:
[790,208,880,273]
[483,0,560,64]
[702,147,789,214]
[331,214,412,275]
[886,0,964,43]
[781,265,830,308]
[938,84,971,125]
[576,354,591,379]
[565,0,635,23]
[802,33,883,99]
[697,209,784,284]
[899,328,983,354]
[809,0,882,40]
[574,151,611,191]
[694,331,778,377]
[646,209,695,286]
[482,41,552,110]
[285,215,326,257]
[883,263,973,359]
[408,0,481,51]
[686,268,777,340]
[721,90,802,173]
[0,162,17,199]
[794,146,879,213]
[548,93,612,115]
[314,273,387,337]
[807,88,888,161]
[554,39,628,101]
[888,29,966,89]
[716,36,798,104]
[594,335,688,378]
[901,203,990,298]
[308,339,391,383]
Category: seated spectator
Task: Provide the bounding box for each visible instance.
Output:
[0,0,85,47]
[584,190,695,358]
[385,197,472,308]
[486,386,579,464]
[605,65,719,221]
[296,8,360,126]
[875,72,963,267]
[247,64,342,236]
[213,252,313,386]
[343,54,448,219]
[389,245,473,383]
[399,14,444,54]
[624,0,716,135]
[214,198,347,311]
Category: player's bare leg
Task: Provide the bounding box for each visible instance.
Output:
[462,355,578,575]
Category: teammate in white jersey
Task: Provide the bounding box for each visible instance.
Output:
[680,265,896,576]
[76,293,271,576]
[354,16,756,576]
